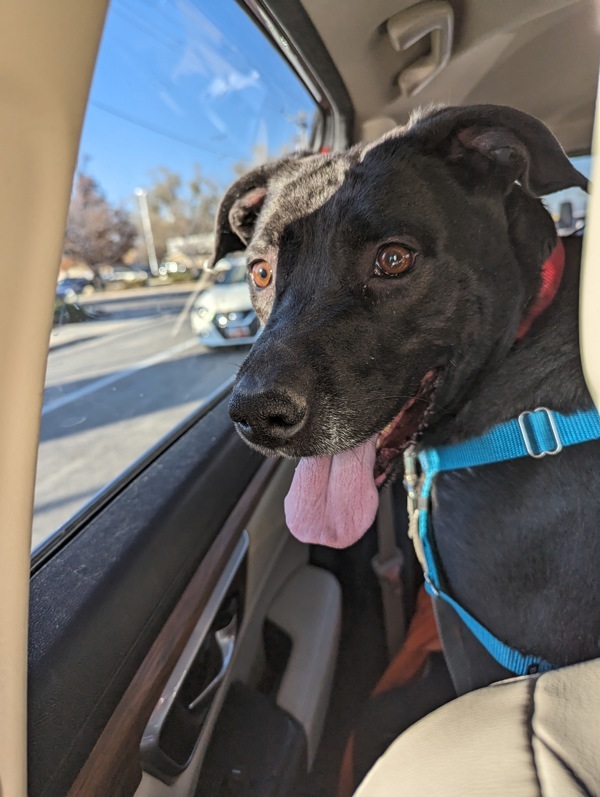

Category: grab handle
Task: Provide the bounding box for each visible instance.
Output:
[387,1,454,96]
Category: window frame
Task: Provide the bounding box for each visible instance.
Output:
[240,0,354,151]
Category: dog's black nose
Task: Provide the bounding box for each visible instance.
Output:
[229,385,308,448]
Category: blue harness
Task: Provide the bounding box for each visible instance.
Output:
[404,405,600,676]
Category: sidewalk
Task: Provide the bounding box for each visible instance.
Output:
[49,279,208,352]
[49,316,160,352]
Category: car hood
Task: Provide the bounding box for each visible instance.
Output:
[194,284,254,315]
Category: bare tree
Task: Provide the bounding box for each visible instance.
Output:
[135,165,220,262]
[64,172,137,269]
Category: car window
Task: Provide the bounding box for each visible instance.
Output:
[544,154,590,235]
[33,0,320,553]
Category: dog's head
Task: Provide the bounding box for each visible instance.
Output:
[210,105,587,545]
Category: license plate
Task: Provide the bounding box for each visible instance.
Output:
[225,326,251,339]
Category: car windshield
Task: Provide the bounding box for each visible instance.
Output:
[215,265,248,285]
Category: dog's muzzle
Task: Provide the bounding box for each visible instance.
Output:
[229,381,308,450]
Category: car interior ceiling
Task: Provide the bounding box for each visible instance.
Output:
[11,0,600,796]
[293,0,598,151]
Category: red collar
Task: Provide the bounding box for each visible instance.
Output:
[516,238,565,341]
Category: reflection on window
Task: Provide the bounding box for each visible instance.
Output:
[33,0,319,552]
[215,264,247,285]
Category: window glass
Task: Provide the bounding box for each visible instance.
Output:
[544,154,590,235]
[33,0,320,551]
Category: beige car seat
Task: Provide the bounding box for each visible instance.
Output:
[354,658,600,796]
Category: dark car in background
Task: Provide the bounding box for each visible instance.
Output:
[55,276,100,302]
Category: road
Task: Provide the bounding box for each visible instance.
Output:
[33,285,248,550]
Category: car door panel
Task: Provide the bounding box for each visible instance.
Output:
[29,396,264,797]
[138,533,249,791]
[31,416,343,797]
[237,462,342,769]
[134,461,342,797]
[32,441,342,797]
[230,461,309,692]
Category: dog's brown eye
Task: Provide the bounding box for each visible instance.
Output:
[375,245,414,276]
[251,261,272,288]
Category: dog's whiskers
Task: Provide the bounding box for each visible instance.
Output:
[379,395,430,405]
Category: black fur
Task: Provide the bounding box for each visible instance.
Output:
[213,105,597,684]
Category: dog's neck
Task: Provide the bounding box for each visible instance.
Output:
[424,234,590,446]
[515,239,565,341]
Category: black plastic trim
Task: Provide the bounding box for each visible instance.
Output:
[28,395,263,797]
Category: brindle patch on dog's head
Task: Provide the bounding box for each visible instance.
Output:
[213,105,587,460]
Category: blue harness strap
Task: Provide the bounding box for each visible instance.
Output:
[414,406,600,677]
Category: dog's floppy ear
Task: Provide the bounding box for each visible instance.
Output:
[409,104,588,196]
[209,155,304,267]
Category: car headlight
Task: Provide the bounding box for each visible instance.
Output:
[195,306,211,319]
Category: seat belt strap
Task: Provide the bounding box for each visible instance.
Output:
[372,486,406,659]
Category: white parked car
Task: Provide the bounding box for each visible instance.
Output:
[190,255,260,347]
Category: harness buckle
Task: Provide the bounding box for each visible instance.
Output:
[403,447,427,569]
[517,407,563,458]
[402,446,419,516]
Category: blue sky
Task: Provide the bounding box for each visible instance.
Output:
[78,0,318,207]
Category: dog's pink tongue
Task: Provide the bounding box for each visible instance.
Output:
[284,435,379,548]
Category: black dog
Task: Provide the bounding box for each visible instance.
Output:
[211,105,597,696]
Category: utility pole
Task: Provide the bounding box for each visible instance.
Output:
[135,188,159,276]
